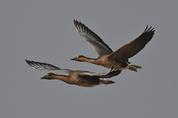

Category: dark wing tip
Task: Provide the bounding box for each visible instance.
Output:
[25,59,33,66]
[73,19,91,35]
[73,19,83,29]
[25,59,40,69]
[109,69,122,76]
[73,19,77,26]
[73,19,77,23]
[74,19,79,24]
[102,69,121,78]
[144,26,155,34]
[25,59,29,63]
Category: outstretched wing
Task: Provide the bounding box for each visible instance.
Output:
[25,59,72,73]
[109,26,155,61]
[80,69,121,78]
[74,20,113,56]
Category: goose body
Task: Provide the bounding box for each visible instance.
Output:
[25,60,121,87]
[71,20,155,72]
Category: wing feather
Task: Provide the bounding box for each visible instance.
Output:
[109,26,155,61]
[74,20,113,56]
[25,59,72,73]
[80,69,121,78]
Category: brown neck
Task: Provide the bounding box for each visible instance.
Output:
[81,57,96,64]
[49,74,68,80]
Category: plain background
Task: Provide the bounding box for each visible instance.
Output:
[0,0,178,118]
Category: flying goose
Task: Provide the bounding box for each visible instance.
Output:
[25,59,121,87]
[71,20,155,72]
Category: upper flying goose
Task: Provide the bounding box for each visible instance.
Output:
[25,59,121,87]
[71,20,155,72]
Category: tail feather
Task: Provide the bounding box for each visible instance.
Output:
[128,64,142,72]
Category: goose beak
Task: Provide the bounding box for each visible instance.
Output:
[70,57,77,61]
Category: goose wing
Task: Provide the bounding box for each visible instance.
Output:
[25,59,72,73]
[80,69,121,78]
[109,26,155,61]
[74,20,113,56]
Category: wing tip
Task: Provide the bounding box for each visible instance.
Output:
[73,19,81,27]
[73,19,77,26]
[144,26,155,33]
[25,59,32,66]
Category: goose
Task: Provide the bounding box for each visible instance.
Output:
[71,20,155,72]
[25,59,121,87]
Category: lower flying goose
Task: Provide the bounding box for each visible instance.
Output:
[25,59,121,87]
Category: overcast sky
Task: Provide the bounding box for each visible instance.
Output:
[0,0,178,118]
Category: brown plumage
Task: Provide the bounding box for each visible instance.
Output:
[71,20,155,72]
[25,59,121,87]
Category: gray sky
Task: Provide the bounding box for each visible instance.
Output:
[0,0,178,118]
